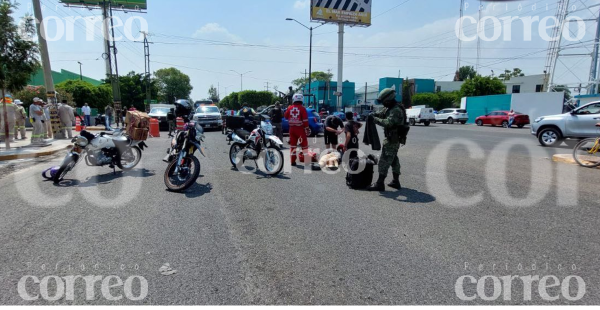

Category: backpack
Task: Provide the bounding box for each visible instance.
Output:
[346,155,378,190]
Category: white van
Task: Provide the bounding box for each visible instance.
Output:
[407,107,435,126]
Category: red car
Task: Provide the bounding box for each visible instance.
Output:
[475,111,530,128]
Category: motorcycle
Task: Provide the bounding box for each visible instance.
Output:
[227,115,284,175]
[163,120,206,192]
[53,129,147,184]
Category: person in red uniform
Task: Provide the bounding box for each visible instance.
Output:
[285,94,310,166]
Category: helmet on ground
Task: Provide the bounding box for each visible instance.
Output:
[292,94,304,103]
[42,166,61,180]
[378,88,396,103]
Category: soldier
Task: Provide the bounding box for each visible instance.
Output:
[13,100,27,140]
[0,96,16,143]
[368,88,407,192]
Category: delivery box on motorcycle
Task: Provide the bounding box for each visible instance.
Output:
[226,116,245,129]
[130,128,149,141]
[126,111,151,140]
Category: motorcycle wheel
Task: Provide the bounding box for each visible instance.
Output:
[229,143,245,167]
[164,156,201,192]
[262,147,284,175]
[118,146,142,171]
[53,155,78,184]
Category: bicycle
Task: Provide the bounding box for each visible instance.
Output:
[573,119,600,168]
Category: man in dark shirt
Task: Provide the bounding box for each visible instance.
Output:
[167,108,176,137]
[324,114,344,150]
[344,111,362,160]
[269,102,284,140]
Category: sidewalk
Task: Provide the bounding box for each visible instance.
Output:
[0,138,72,161]
[553,153,600,169]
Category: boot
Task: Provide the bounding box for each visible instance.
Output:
[388,173,402,190]
[368,175,386,192]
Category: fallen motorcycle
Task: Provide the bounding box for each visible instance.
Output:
[163,120,206,192]
[52,129,147,184]
[226,115,284,175]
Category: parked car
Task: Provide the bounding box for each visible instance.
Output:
[333,112,346,121]
[407,107,435,126]
[436,108,469,124]
[476,111,530,128]
[531,101,600,147]
[193,104,223,130]
[148,107,172,131]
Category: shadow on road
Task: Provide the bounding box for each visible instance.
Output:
[55,168,156,188]
[380,187,436,204]
[184,182,213,198]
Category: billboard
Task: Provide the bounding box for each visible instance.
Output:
[59,0,147,10]
[311,0,372,26]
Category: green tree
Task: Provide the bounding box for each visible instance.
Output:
[154,67,193,105]
[0,1,40,148]
[111,71,158,110]
[208,84,219,103]
[56,79,113,109]
[499,68,525,81]
[412,93,439,109]
[292,71,333,92]
[460,75,507,97]
[456,66,477,81]
[238,90,277,109]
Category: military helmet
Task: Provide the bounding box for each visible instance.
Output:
[378,88,396,103]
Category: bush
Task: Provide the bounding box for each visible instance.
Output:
[460,75,506,97]
[55,79,114,109]
[411,91,461,111]
[238,90,276,109]
[412,93,439,109]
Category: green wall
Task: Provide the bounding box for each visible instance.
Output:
[465,94,512,123]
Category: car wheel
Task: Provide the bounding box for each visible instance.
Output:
[409,119,416,126]
[461,121,467,125]
[476,120,483,126]
[447,118,455,125]
[517,125,525,129]
[538,128,562,147]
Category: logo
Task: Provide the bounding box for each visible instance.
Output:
[317,9,323,16]
[290,107,300,119]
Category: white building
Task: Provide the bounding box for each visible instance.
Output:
[435,81,464,92]
[503,74,545,94]
[354,83,380,105]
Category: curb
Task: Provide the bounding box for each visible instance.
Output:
[0,145,70,161]
[553,154,600,169]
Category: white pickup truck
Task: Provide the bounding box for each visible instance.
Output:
[407,107,435,126]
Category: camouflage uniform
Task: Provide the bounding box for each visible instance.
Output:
[373,104,405,177]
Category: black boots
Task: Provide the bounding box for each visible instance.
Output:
[387,173,402,190]
[368,175,386,192]
[368,174,401,191]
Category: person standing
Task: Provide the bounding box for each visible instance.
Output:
[30,98,46,144]
[122,106,128,127]
[104,105,113,131]
[0,96,16,143]
[284,94,310,166]
[82,103,91,127]
[13,100,27,140]
[114,107,121,128]
[167,108,176,137]
[323,114,344,150]
[344,111,362,160]
[58,100,75,139]
[269,102,284,141]
[368,88,407,192]
[508,109,516,128]
[42,101,52,139]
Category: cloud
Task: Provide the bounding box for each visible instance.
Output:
[193,23,243,43]
[294,0,310,10]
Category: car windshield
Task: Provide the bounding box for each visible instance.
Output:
[150,108,170,114]
[196,106,219,113]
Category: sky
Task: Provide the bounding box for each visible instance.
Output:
[11,0,600,100]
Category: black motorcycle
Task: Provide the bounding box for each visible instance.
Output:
[163,120,206,192]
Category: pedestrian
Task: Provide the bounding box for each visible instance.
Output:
[368,88,407,192]
[13,99,27,140]
[30,97,46,144]
[323,113,344,150]
[344,111,362,160]
[238,103,256,120]
[58,100,75,139]
[167,108,176,137]
[284,94,310,166]
[122,106,128,127]
[42,101,52,139]
[104,105,113,131]
[508,109,516,128]
[269,101,284,141]
[82,103,91,127]
[114,107,122,128]
[0,96,16,143]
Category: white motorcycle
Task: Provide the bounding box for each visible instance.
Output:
[52,129,147,184]
[227,115,285,175]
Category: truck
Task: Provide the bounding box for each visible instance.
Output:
[407,106,435,126]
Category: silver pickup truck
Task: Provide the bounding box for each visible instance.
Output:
[531,101,600,147]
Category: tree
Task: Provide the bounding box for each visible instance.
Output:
[292,71,333,92]
[0,1,40,148]
[456,66,477,81]
[111,71,158,110]
[208,85,219,103]
[154,68,193,105]
[499,68,525,81]
[460,75,507,97]
[412,91,461,111]
[553,84,572,102]
[56,80,113,109]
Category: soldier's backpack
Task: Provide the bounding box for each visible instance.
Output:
[346,155,378,190]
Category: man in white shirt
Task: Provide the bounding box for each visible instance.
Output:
[30,98,45,144]
[82,103,91,126]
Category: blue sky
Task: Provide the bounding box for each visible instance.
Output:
[11,0,600,100]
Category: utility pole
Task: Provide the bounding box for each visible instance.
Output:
[141,31,151,109]
[589,6,600,94]
[230,70,252,92]
[337,24,344,111]
[265,82,270,92]
[78,61,83,80]
[102,0,121,113]
[364,82,368,105]
[32,0,57,145]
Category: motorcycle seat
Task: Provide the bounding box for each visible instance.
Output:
[111,136,129,143]
[235,129,250,139]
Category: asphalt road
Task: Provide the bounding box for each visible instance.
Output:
[0,123,599,305]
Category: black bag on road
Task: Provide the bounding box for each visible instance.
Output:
[346,155,378,190]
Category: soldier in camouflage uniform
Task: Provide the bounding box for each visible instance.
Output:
[368,88,407,191]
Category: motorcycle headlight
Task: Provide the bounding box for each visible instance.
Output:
[75,136,89,147]
[262,121,273,135]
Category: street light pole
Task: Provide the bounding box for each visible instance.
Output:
[78,61,83,80]
[230,70,252,92]
[286,18,324,109]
